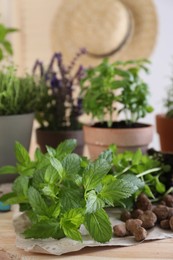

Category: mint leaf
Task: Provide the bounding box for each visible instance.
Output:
[46,146,56,157]
[56,139,77,160]
[0,192,25,204]
[83,158,111,191]
[0,165,17,175]
[15,141,30,164]
[98,149,113,164]
[49,157,65,180]
[23,220,64,239]
[85,208,112,243]
[100,174,143,205]
[28,187,49,217]
[60,208,84,241]
[86,190,105,213]
[59,183,84,211]
[62,153,81,177]
[44,165,60,184]
[13,175,29,197]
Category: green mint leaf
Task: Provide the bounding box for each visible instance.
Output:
[15,141,30,164]
[46,146,56,157]
[0,165,17,175]
[62,153,81,178]
[32,168,46,190]
[85,190,105,213]
[44,165,60,184]
[56,139,77,160]
[49,157,65,180]
[85,208,112,243]
[62,226,82,242]
[28,187,49,217]
[0,192,25,204]
[13,175,29,197]
[60,208,84,241]
[59,183,84,211]
[83,158,111,191]
[23,220,64,239]
[132,149,143,164]
[98,149,113,164]
[100,174,143,205]
[34,147,43,161]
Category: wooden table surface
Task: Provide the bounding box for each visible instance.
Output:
[0,210,173,260]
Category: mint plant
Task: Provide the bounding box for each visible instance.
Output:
[80,58,153,127]
[0,139,143,243]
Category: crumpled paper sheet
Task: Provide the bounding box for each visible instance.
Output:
[12,208,173,256]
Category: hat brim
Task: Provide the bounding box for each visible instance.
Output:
[51,0,158,67]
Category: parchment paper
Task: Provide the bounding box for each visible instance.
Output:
[13,208,173,256]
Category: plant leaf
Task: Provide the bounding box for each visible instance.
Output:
[85,208,112,243]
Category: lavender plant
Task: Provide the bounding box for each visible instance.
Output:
[33,49,86,130]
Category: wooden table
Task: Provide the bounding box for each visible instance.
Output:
[0,210,173,260]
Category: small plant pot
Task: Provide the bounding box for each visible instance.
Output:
[0,113,34,183]
[156,114,173,153]
[36,128,84,155]
[83,122,153,159]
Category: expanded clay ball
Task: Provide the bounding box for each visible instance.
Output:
[153,205,169,221]
[113,223,129,237]
[131,209,143,219]
[138,210,157,229]
[162,194,173,207]
[126,219,142,234]
[133,226,147,242]
[169,216,173,231]
[136,193,152,211]
[120,210,132,222]
[160,219,170,230]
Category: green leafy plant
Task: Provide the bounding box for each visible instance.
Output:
[80,58,153,127]
[0,66,47,115]
[0,139,143,243]
[0,21,18,61]
[33,49,86,130]
[109,145,170,204]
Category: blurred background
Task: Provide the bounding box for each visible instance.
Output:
[0,0,173,151]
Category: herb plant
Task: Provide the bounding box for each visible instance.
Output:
[80,58,153,127]
[33,49,86,130]
[0,139,143,243]
[109,145,170,203]
[0,66,47,115]
[0,22,18,61]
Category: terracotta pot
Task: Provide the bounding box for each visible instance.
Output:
[36,128,84,155]
[156,114,173,153]
[83,123,153,159]
[0,113,34,183]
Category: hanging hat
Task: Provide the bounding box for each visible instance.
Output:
[51,0,158,67]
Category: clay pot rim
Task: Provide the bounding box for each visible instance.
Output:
[36,127,83,134]
[83,122,153,132]
[156,114,173,121]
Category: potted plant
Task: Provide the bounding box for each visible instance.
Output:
[156,72,173,153]
[80,58,154,158]
[32,49,86,155]
[0,66,47,183]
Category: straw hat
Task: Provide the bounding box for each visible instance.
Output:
[51,0,158,67]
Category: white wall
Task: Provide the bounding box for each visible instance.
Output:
[143,0,173,150]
